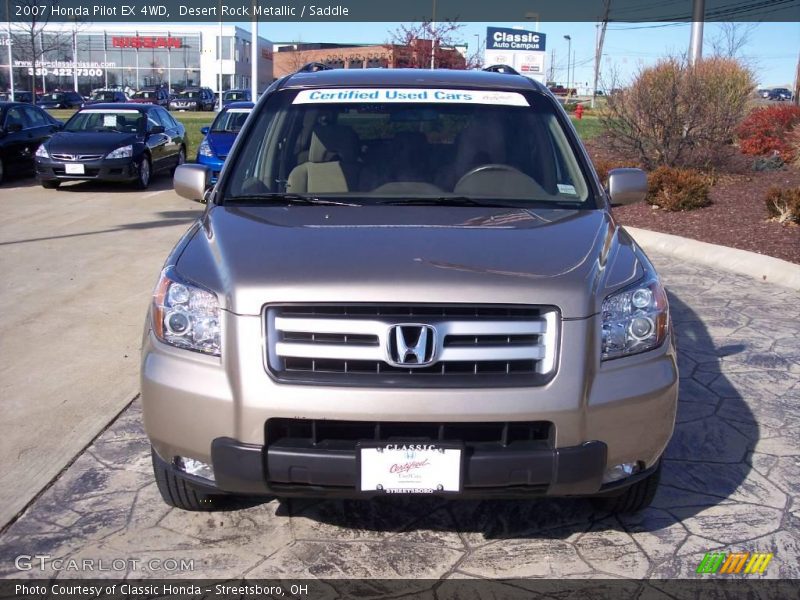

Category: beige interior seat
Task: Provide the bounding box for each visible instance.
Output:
[287,126,359,193]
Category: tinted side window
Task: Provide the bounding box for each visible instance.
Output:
[156,108,175,128]
[146,109,164,130]
[22,106,47,127]
[4,106,26,129]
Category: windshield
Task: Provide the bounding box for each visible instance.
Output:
[224,91,247,101]
[223,88,592,207]
[178,91,201,99]
[65,110,144,133]
[211,108,252,133]
[132,91,156,99]
[91,91,117,101]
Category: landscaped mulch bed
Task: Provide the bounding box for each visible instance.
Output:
[585,137,800,265]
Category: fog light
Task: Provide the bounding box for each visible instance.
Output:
[175,456,215,481]
[603,462,640,484]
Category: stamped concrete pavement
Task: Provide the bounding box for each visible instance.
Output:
[0,252,798,582]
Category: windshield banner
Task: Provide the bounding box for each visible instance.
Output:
[293,89,530,106]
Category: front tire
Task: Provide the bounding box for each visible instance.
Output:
[171,147,185,175]
[592,460,662,514]
[41,180,60,189]
[134,155,151,190]
[152,448,231,511]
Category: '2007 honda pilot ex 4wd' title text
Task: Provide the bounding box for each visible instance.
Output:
[142,67,678,513]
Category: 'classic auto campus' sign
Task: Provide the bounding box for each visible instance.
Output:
[484,26,547,83]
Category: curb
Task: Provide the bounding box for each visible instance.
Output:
[624,226,800,292]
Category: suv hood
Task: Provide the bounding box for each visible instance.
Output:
[175,205,645,319]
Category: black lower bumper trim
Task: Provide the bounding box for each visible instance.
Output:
[210,437,608,498]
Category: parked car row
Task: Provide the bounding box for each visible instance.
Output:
[1,97,256,190]
[1,86,248,112]
[0,100,186,190]
[758,87,794,102]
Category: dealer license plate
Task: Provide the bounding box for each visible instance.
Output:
[359,443,462,494]
[64,163,84,175]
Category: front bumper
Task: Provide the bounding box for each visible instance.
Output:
[36,157,138,182]
[197,154,224,183]
[142,313,679,499]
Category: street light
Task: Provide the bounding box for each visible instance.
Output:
[563,35,572,95]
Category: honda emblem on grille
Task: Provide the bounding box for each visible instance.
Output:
[387,324,437,367]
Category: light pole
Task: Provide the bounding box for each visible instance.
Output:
[474,33,480,68]
[689,0,705,65]
[563,34,572,94]
[5,0,13,101]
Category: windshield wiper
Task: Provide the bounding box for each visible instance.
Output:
[225,193,362,207]
[373,196,585,209]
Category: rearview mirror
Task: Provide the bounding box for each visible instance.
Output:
[200,126,210,135]
[174,164,211,202]
[607,168,648,206]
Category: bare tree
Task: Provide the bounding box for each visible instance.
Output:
[709,22,758,60]
[386,20,466,69]
[11,0,71,99]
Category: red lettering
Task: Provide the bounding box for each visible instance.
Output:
[110,37,182,50]
[389,459,430,474]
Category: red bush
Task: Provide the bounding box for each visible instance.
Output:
[737,105,800,159]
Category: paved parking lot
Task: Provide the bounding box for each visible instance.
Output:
[1,178,798,582]
[0,175,204,528]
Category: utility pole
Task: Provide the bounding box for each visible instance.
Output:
[549,48,555,82]
[592,0,611,108]
[251,1,258,102]
[430,0,436,69]
[563,34,571,91]
[689,0,705,65]
[6,0,14,101]
[793,47,799,106]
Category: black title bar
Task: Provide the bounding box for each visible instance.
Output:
[2,0,799,23]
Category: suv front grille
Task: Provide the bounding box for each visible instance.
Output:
[266,418,554,449]
[265,304,559,387]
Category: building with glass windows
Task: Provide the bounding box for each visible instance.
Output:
[0,23,273,96]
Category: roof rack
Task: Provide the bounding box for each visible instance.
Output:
[297,62,332,73]
[482,64,520,75]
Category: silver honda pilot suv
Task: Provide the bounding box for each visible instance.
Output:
[142,66,678,513]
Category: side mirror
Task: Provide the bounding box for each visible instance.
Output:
[6,122,23,133]
[148,125,165,135]
[607,168,648,206]
[200,126,210,135]
[174,164,211,202]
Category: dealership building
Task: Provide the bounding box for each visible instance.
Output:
[0,23,273,96]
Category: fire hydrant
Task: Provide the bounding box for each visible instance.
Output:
[575,103,584,120]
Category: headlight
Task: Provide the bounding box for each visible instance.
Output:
[106,145,133,159]
[601,276,669,361]
[35,144,49,158]
[152,267,221,356]
[198,140,214,157]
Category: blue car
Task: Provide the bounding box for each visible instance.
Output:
[196,101,254,182]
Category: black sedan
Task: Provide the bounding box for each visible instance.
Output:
[37,91,84,109]
[0,101,63,185]
[35,103,186,190]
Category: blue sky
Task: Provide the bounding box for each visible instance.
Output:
[255,21,798,87]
